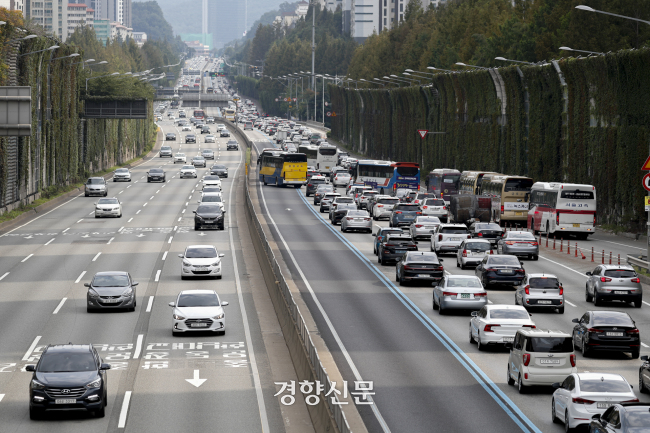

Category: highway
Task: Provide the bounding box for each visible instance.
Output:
[242,123,650,433]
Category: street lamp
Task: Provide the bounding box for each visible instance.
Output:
[402,72,423,85]
[9,34,37,43]
[427,66,454,73]
[375,77,399,87]
[50,53,80,62]
[455,62,490,70]
[360,78,383,87]
[495,56,538,65]
[386,75,412,85]
[559,46,605,56]
[18,45,58,57]
[575,5,650,26]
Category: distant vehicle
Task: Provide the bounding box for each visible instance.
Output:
[355,160,420,195]
[112,167,131,182]
[94,197,122,218]
[159,145,173,157]
[482,175,533,227]
[85,177,107,197]
[316,145,338,174]
[169,289,228,334]
[193,109,205,120]
[260,152,307,187]
[433,274,485,310]
[147,168,166,183]
[459,171,499,195]
[425,169,461,202]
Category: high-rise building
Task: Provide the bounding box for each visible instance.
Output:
[67,2,94,38]
[351,0,379,42]
[89,0,129,26]
[0,0,24,12]
[321,0,342,12]
[27,0,68,40]
[207,0,245,50]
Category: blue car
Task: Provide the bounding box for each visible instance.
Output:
[373,227,404,255]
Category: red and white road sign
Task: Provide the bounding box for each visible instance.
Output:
[293,98,297,102]
[325,102,329,107]
[326,112,332,117]
[417,129,428,139]
[275,98,278,102]
[643,173,650,192]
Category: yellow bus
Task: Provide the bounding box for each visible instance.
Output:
[224,108,236,122]
[459,171,500,195]
[259,152,307,188]
[482,175,533,226]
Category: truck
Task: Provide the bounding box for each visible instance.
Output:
[275,130,287,144]
[448,195,492,225]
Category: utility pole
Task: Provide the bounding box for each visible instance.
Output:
[311,1,316,91]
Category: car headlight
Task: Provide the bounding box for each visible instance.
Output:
[183,260,192,266]
[213,313,224,320]
[122,288,133,297]
[173,314,186,320]
[31,379,45,390]
[88,288,100,299]
[211,260,221,267]
[86,378,102,389]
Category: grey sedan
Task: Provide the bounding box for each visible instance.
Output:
[341,210,372,233]
[515,273,565,313]
[409,216,441,240]
[192,156,206,167]
[85,271,138,312]
[433,275,487,314]
[496,231,539,260]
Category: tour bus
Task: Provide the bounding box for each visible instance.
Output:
[259,152,308,187]
[224,108,236,122]
[527,182,596,239]
[298,145,318,167]
[482,175,534,226]
[316,145,338,173]
[193,109,205,121]
[355,160,420,195]
[459,171,500,195]
[426,169,462,202]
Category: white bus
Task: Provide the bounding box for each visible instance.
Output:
[527,182,596,239]
[316,145,338,173]
[298,145,318,167]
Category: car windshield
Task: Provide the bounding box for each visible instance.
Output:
[489,309,529,320]
[182,165,195,170]
[488,256,521,266]
[197,205,222,214]
[87,178,103,184]
[394,205,419,211]
[161,147,171,151]
[476,223,501,230]
[526,337,573,353]
[405,253,438,262]
[447,278,482,287]
[378,198,400,204]
[97,198,118,204]
[202,195,222,202]
[203,187,221,193]
[175,153,185,157]
[92,275,129,287]
[440,227,469,234]
[204,176,219,180]
[150,169,163,173]
[424,199,446,206]
[203,150,213,154]
[417,217,440,223]
[336,198,354,203]
[593,312,634,327]
[508,233,536,240]
[115,169,128,173]
[465,242,491,251]
[604,269,637,278]
[624,411,650,428]
[529,277,560,288]
[185,247,217,258]
[213,165,227,170]
[177,293,220,307]
[579,379,631,393]
[38,352,96,372]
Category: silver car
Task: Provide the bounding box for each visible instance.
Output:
[85,177,107,197]
[496,231,539,260]
[320,193,341,213]
[409,216,441,240]
[340,210,372,233]
[357,190,379,210]
[456,239,492,269]
[192,156,206,167]
[433,275,487,314]
[515,273,565,313]
[112,168,131,182]
[371,196,400,220]
[585,265,642,308]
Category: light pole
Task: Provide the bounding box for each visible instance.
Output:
[385,75,411,86]
[455,62,490,70]
[360,78,382,87]
[427,66,455,73]
[495,57,538,65]
[18,45,59,57]
[374,77,398,87]
[401,73,423,85]
[558,46,605,56]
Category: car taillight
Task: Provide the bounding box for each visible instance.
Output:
[600,277,612,282]
[308,184,312,187]
[346,217,353,221]
[364,218,371,221]
[395,211,402,214]
[522,325,536,329]
[559,286,564,295]
[531,242,538,246]
[622,398,640,403]
[524,285,530,295]
[556,213,560,225]
[467,234,471,239]
[505,241,515,245]
[438,235,443,242]
[627,328,640,334]
[477,232,483,237]
[570,354,576,367]
[416,212,422,215]
[572,397,595,404]
[593,214,597,226]
[516,269,525,274]
[522,354,530,366]
[632,277,640,283]
[486,268,497,272]
[484,324,500,332]
[500,205,504,214]
[587,328,604,333]
[422,205,428,209]
[462,249,467,257]
[489,250,493,254]
[378,204,384,207]
[442,291,457,296]
[415,224,423,228]
[474,292,487,297]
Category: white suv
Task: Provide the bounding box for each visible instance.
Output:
[431,224,470,254]
[506,328,576,394]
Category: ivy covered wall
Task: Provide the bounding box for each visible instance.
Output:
[329,48,650,230]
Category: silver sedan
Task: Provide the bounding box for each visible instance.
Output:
[496,231,539,260]
[340,210,372,233]
[433,275,487,314]
[409,216,441,240]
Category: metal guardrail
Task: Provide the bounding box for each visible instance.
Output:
[627,255,649,269]
[241,139,351,433]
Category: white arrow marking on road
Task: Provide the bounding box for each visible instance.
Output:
[136,234,146,238]
[81,234,90,238]
[24,235,34,239]
[185,370,207,388]
[198,232,206,236]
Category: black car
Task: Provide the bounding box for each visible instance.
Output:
[147,168,165,182]
[474,254,525,287]
[194,204,224,230]
[185,134,196,143]
[307,177,329,198]
[165,132,176,141]
[373,227,404,255]
[210,164,228,178]
[201,126,210,134]
[395,251,444,286]
[389,203,422,227]
[640,356,650,393]
[589,403,650,432]
[313,185,334,204]
[378,234,418,266]
[331,203,357,225]
[226,140,239,150]
[85,271,138,312]
[469,222,503,245]
[196,123,204,130]
[27,344,110,419]
[572,310,640,358]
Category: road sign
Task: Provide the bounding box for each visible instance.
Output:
[293,98,297,102]
[332,112,337,117]
[326,112,331,117]
[325,102,329,107]
[646,196,650,211]
[644,173,650,192]
[418,129,428,139]
[643,156,650,170]
[284,98,289,102]
[275,98,278,102]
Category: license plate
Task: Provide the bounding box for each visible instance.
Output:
[395,250,406,254]
[450,237,461,241]
[502,337,514,342]
[606,332,624,337]
[539,359,560,364]
[460,293,470,299]
[354,218,363,221]
[102,298,120,303]
[191,323,208,328]
[597,402,613,409]
[204,220,213,223]
[418,274,430,278]
[500,270,514,274]
[515,212,523,216]
[614,291,627,295]
[55,399,76,404]
[573,223,580,228]
[537,300,552,304]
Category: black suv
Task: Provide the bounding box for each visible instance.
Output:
[194,204,224,230]
[185,134,196,143]
[147,168,165,182]
[306,177,329,197]
[226,140,239,150]
[210,164,228,178]
[389,203,422,227]
[165,132,176,141]
[27,344,110,419]
[201,126,210,134]
[378,234,418,265]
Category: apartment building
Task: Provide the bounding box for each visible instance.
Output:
[67,3,94,38]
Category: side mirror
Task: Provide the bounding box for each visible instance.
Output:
[504,343,513,350]
[571,318,580,323]
[586,272,592,276]
[439,259,443,262]
[25,365,35,372]
[552,382,562,389]
[591,414,601,421]
[132,282,139,286]
[471,311,478,317]
[83,282,91,287]
[197,200,201,204]
[219,254,225,258]
[100,363,111,371]
[168,302,176,307]
[221,301,229,306]
[520,262,524,266]
[178,254,184,258]
[192,210,196,214]
[642,355,649,361]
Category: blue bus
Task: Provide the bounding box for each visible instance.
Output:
[355,161,420,195]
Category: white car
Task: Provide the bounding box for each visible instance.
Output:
[169,289,229,335]
[169,116,175,121]
[178,245,225,280]
[371,196,400,220]
[204,135,216,143]
[469,304,535,351]
[182,125,191,131]
[180,165,197,178]
[421,198,448,222]
[95,197,122,218]
[112,167,131,182]
[333,172,351,187]
[552,373,638,431]
[174,153,187,164]
[197,192,225,212]
[202,175,222,187]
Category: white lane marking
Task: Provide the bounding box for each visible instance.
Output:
[150,196,154,200]
[143,203,148,207]
[488,300,493,304]
[192,189,195,193]
[76,219,83,223]
[227,148,271,432]
[643,301,650,307]
[131,334,146,362]
[45,238,55,245]
[141,176,145,179]
[128,218,133,223]
[117,391,132,428]
[155,270,161,282]
[52,298,67,314]
[21,254,33,263]
[0,272,9,281]
[88,211,94,216]
[118,226,124,232]
[92,252,101,262]
[565,300,577,307]
[146,296,154,312]
[168,236,173,244]
[185,202,189,206]
[538,255,589,278]
[107,237,114,244]
[135,181,138,183]
[173,226,178,231]
[0,195,82,237]
[22,336,42,361]
[188,195,192,199]
[178,217,182,222]
[136,210,141,214]
[75,271,86,283]
[62,228,69,233]
[642,342,649,348]
[156,190,160,193]
[594,239,644,251]
[162,184,166,188]
[182,209,186,214]
[0,394,3,402]
[162,251,168,261]
[127,185,131,188]
[119,190,124,194]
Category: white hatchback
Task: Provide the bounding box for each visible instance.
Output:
[169,289,229,335]
[470,304,535,351]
